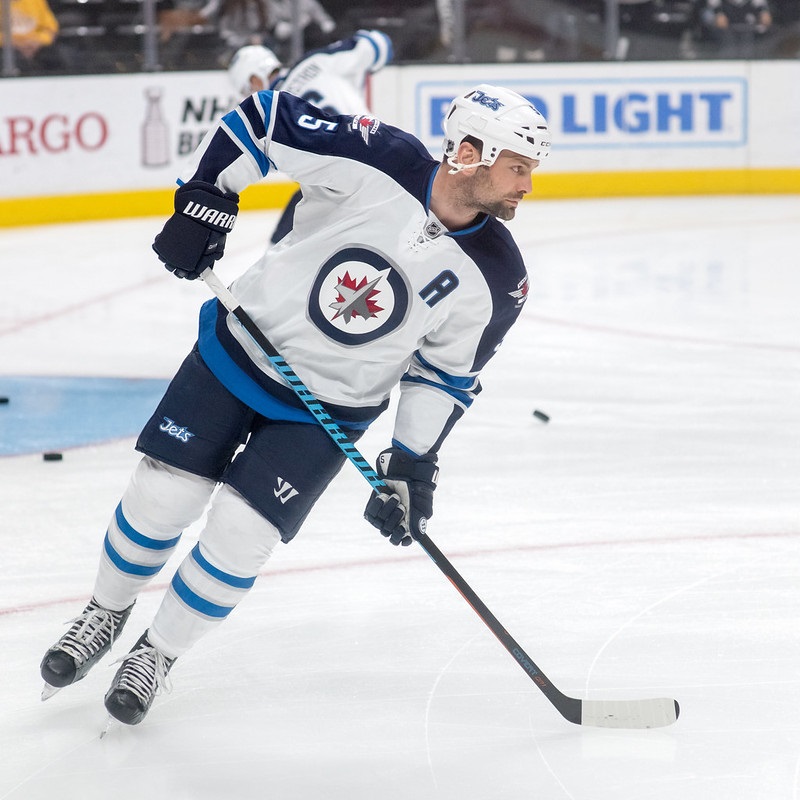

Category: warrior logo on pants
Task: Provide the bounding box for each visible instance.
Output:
[273,477,299,503]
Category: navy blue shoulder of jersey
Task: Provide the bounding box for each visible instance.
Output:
[265,90,438,206]
[451,218,529,372]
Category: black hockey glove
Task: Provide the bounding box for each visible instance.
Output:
[153,180,239,280]
[364,447,438,547]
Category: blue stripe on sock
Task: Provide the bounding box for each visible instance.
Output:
[115,504,182,551]
[103,533,166,577]
[190,544,256,589]
[171,571,233,619]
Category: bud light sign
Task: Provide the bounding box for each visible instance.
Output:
[422,76,747,150]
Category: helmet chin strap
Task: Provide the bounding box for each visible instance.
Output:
[446,154,491,174]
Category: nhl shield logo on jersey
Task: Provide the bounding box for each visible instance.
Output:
[424,219,444,239]
[308,246,409,345]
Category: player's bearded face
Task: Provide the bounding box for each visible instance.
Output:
[464,161,529,221]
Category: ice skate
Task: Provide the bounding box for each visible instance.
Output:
[103,631,175,726]
[40,598,134,700]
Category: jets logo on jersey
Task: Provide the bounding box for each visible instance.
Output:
[308,246,409,345]
[351,115,380,145]
[469,89,504,112]
[329,272,384,323]
[509,275,529,308]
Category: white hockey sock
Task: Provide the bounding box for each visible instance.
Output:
[147,484,281,659]
[93,456,216,611]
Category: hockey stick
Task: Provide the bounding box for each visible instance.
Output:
[201,268,679,729]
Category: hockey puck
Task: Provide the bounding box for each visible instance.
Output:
[43,452,63,461]
[0,396,9,404]
[532,409,550,423]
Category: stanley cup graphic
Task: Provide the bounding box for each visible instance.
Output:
[141,87,170,167]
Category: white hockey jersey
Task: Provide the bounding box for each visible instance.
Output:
[271,29,393,117]
[181,90,530,456]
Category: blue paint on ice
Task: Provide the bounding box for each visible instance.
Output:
[0,376,168,456]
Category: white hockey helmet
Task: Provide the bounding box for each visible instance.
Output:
[442,84,550,171]
[228,45,282,96]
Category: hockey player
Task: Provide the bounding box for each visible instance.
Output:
[227,28,393,243]
[227,28,391,105]
[39,84,550,727]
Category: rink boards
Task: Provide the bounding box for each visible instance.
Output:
[1,60,799,225]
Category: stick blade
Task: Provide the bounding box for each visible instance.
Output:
[580,697,680,729]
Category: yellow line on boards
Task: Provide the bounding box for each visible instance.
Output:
[530,168,800,198]
[0,183,300,228]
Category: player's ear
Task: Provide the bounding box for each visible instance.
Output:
[457,140,480,166]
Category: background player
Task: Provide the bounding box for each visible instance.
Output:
[227,28,393,243]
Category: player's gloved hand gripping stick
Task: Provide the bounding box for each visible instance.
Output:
[153,181,239,280]
[200,267,680,730]
[364,447,439,547]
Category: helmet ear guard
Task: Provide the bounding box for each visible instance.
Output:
[442,84,550,172]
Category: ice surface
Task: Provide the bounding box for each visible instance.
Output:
[1,196,799,799]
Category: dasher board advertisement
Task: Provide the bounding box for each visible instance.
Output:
[371,60,800,172]
[2,61,799,205]
[0,71,242,198]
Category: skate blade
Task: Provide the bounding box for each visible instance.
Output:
[99,715,118,739]
[41,682,63,701]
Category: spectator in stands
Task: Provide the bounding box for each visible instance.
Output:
[158,0,272,69]
[158,0,336,68]
[701,0,773,57]
[435,0,455,48]
[268,0,336,47]
[0,0,64,73]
